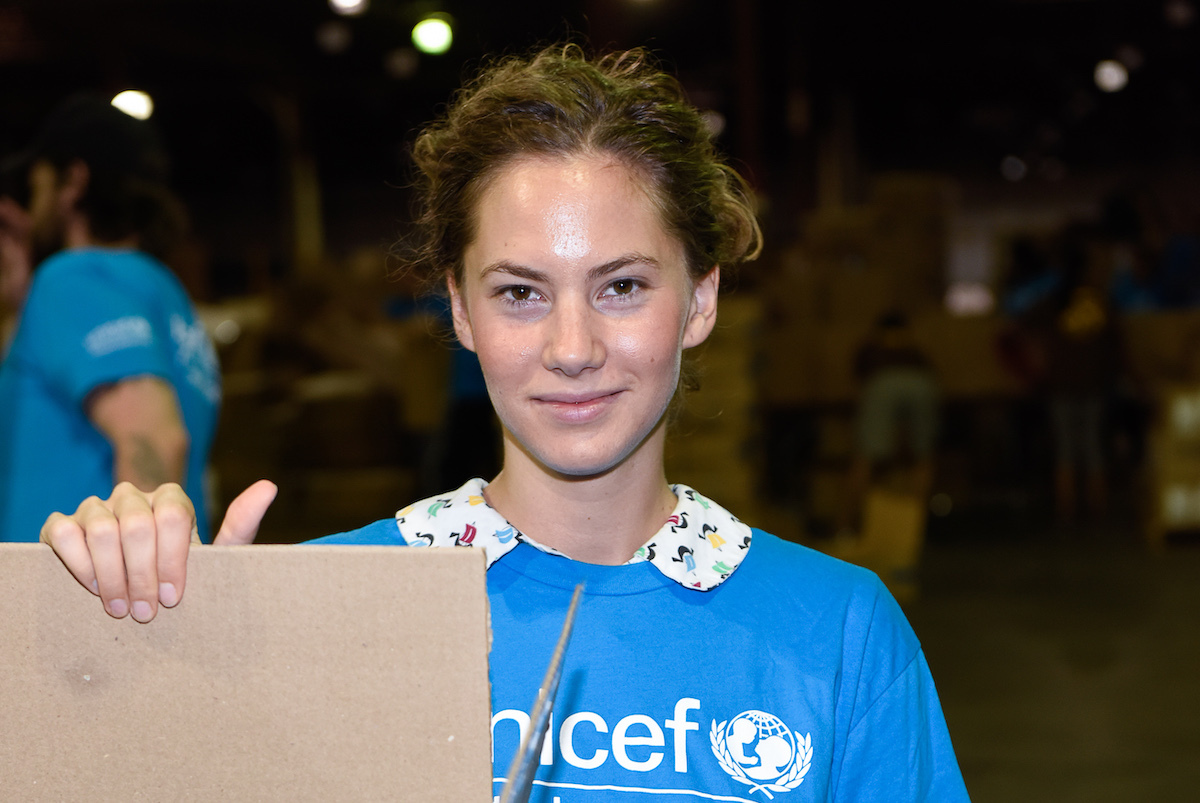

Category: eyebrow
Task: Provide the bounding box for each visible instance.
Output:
[479,253,663,284]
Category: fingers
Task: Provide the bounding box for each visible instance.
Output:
[41,508,101,597]
[41,480,269,623]
[113,487,162,622]
[40,482,198,623]
[214,480,277,546]
[75,492,135,619]
[116,483,198,622]
[152,484,197,609]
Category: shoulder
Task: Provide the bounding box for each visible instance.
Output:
[26,250,94,295]
[741,528,888,601]
[733,528,921,666]
[304,518,408,546]
[28,249,169,300]
[35,248,93,273]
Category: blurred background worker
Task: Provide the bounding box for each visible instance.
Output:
[0,95,220,542]
[828,309,940,601]
[842,309,940,533]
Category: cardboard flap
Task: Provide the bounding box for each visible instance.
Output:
[0,543,492,802]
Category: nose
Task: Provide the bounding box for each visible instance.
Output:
[543,298,606,376]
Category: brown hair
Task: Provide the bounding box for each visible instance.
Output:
[403,43,761,288]
[33,94,186,260]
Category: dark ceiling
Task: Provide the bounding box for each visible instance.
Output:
[2,0,1198,271]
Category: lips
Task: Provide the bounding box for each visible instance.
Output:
[534,390,623,423]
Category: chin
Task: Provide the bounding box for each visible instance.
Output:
[507,419,666,481]
[531,446,631,480]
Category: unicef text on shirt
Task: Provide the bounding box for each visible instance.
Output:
[492,698,705,773]
[83,316,153,357]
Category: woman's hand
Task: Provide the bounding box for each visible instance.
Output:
[40,479,278,623]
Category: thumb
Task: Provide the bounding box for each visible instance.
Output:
[214,479,278,545]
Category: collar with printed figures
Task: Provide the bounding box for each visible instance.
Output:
[393,478,753,591]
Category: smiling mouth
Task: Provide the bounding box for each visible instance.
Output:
[536,392,620,405]
[535,391,623,421]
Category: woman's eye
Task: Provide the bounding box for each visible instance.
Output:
[503,285,537,302]
[602,279,641,299]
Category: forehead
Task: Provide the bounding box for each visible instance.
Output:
[466,154,681,268]
[479,154,648,216]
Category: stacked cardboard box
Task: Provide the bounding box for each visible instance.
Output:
[866,172,954,315]
[761,171,958,407]
[761,311,1021,407]
[202,292,453,543]
[1148,383,1200,546]
[825,488,926,605]
[665,294,764,525]
[1122,309,1200,384]
[805,171,954,327]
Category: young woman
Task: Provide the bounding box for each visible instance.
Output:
[43,45,970,801]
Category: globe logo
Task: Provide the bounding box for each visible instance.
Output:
[710,710,812,798]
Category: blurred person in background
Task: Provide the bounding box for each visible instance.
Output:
[840,309,940,535]
[1031,225,1126,524]
[0,94,220,542]
[0,196,32,348]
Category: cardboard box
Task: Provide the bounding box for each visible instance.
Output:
[826,488,925,605]
[0,544,492,801]
[1144,383,1200,543]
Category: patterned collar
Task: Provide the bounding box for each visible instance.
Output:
[394,478,753,591]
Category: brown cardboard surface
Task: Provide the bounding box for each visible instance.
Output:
[0,543,492,801]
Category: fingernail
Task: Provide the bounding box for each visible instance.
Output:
[159,582,178,607]
[90,579,99,595]
[108,598,128,618]
[131,601,153,622]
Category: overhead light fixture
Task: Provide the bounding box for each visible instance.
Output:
[111,90,153,120]
[412,14,453,55]
[1094,59,1128,93]
[329,0,368,16]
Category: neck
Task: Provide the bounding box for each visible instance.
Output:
[483,426,678,565]
[64,216,139,251]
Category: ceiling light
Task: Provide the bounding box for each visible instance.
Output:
[412,15,453,55]
[1094,59,1128,92]
[111,90,153,120]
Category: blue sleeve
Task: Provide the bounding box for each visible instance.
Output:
[21,259,173,406]
[834,584,970,802]
[304,518,409,546]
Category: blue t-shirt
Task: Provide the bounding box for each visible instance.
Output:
[312,484,969,802]
[0,248,221,542]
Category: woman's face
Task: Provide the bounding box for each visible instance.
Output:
[451,154,718,479]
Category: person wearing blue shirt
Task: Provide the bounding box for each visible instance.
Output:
[42,47,969,800]
[0,95,219,544]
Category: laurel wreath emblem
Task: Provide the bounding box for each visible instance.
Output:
[709,716,812,799]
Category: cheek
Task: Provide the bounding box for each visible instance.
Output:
[472,329,537,394]
[613,318,684,376]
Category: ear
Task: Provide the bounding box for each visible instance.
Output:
[58,159,91,209]
[447,275,477,353]
[682,266,719,349]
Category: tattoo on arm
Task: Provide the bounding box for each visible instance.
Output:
[128,435,172,490]
[90,376,189,490]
